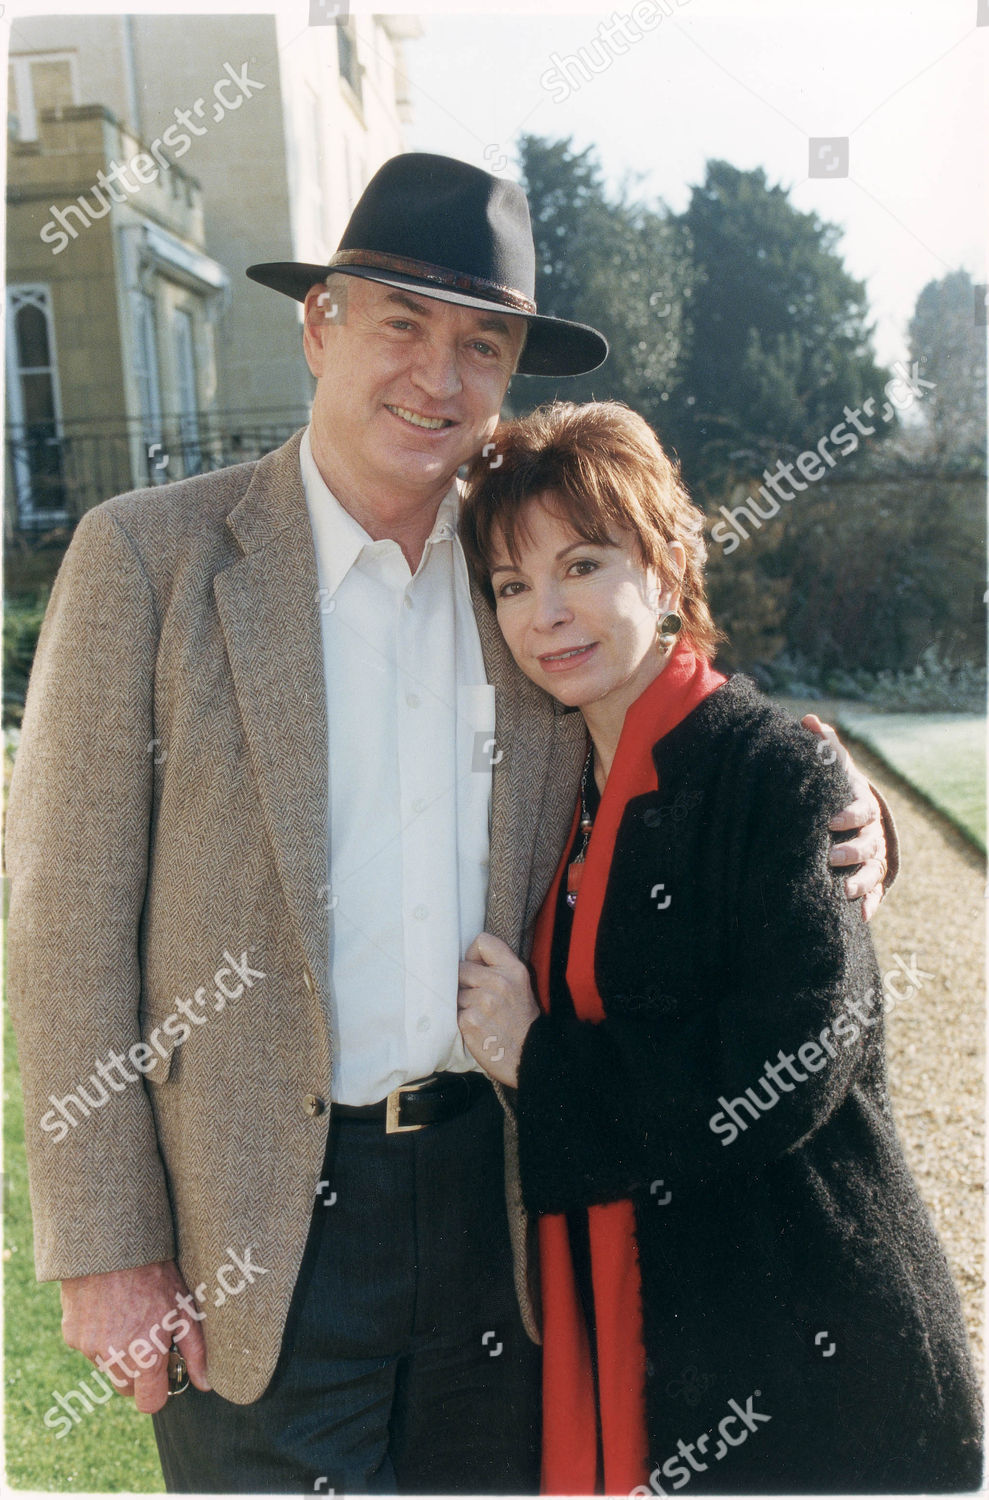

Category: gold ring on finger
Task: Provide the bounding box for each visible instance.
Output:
[167,1345,190,1396]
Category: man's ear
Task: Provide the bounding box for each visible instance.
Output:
[302,285,331,378]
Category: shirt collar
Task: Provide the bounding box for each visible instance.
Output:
[300,426,461,598]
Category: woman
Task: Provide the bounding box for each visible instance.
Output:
[455,401,982,1495]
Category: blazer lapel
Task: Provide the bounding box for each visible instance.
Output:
[213,432,330,997]
[471,578,587,954]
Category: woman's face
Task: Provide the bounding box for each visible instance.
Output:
[489,493,684,719]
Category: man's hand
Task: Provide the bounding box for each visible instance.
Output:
[802,714,888,922]
[60,1259,210,1414]
[458,932,540,1088]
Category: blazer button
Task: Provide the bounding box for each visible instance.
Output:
[303,1094,325,1117]
[303,967,316,996]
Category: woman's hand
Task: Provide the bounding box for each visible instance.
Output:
[457,932,540,1088]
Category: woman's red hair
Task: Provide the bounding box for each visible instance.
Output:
[461,400,723,660]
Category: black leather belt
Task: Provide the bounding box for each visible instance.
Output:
[332,1072,489,1133]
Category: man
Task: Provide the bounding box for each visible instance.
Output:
[6,153,892,1494]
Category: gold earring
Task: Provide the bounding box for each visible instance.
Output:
[657,612,683,651]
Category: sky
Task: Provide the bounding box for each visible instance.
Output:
[399,0,988,368]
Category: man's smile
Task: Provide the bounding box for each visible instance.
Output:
[385,404,456,431]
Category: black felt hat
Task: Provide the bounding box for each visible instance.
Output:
[246,152,608,377]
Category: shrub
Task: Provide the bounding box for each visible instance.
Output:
[3,590,50,727]
[763,641,986,713]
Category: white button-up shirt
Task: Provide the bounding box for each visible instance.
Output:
[300,428,494,1104]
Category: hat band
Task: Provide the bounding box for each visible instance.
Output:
[328,249,537,315]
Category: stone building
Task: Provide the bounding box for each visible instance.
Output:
[5,11,421,541]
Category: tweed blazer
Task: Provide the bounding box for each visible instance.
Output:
[5,430,588,1404]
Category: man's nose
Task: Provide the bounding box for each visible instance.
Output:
[410,339,462,400]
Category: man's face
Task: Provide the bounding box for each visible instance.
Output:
[303,276,525,503]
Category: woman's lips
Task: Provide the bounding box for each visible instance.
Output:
[537,644,598,673]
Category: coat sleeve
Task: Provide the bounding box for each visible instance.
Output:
[5,504,177,1280]
[515,733,882,1215]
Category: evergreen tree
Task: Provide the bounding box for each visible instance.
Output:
[669,160,888,490]
[513,135,690,434]
[908,268,987,464]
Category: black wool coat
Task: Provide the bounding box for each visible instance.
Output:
[517,676,982,1494]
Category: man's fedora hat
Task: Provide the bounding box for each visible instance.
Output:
[246,152,608,377]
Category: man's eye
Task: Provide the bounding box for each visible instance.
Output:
[387,319,415,331]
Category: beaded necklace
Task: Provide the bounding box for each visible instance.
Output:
[565,748,596,908]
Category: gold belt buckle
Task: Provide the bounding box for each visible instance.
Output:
[384,1074,437,1134]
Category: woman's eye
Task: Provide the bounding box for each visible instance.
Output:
[569,558,599,576]
[496,580,525,599]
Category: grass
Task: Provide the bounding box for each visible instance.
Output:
[837,710,985,852]
[3,999,165,1492]
[776,696,985,854]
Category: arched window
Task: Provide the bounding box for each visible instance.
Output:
[5,286,67,525]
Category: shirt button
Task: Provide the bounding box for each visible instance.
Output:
[413,904,428,921]
[417,1015,431,1033]
[412,797,426,814]
[406,693,420,709]
[404,596,413,610]
[303,1094,325,1117]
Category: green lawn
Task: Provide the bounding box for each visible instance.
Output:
[837,710,985,852]
[3,1001,164,1492]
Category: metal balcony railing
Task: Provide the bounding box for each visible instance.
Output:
[5,410,310,539]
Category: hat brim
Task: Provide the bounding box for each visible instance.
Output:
[245,261,608,377]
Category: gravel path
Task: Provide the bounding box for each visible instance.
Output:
[845,738,985,1370]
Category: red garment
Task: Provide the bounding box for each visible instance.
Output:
[530,643,727,1496]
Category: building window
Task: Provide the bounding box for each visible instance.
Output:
[4,285,68,524]
[337,21,363,107]
[8,52,78,140]
[172,307,201,474]
[303,87,329,257]
[132,291,164,478]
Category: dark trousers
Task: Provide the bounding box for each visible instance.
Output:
[152,1082,540,1493]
